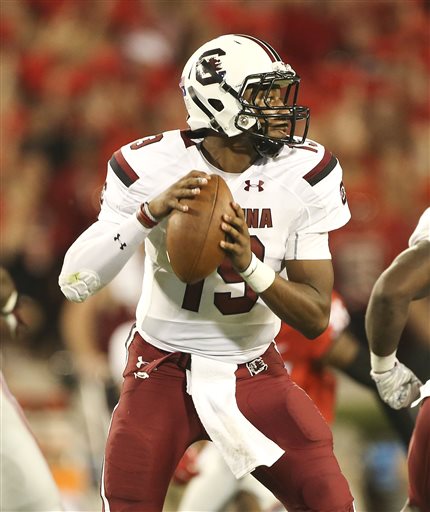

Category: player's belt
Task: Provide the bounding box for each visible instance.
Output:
[131,332,283,379]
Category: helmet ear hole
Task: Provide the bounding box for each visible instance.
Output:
[208,99,224,112]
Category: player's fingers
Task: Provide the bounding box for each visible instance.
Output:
[223,203,246,227]
[184,177,208,189]
[186,170,211,180]
[220,239,236,252]
[220,240,249,269]
[167,178,210,211]
[223,213,247,235]
[168,198,189,213]
[172,176,210,198]
[222,202,245,223]
[221,221,242,241]
[183,172,211,188]
[231,202,244,218]
[174,186,201,198]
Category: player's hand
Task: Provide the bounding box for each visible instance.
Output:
[370,360,422,409]
[220,202,252,272]
[147,171,211,220]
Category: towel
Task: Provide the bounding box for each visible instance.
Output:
[188,354,285,479]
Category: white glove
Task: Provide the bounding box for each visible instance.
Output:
[59,270,101,303]
[371,360,423,410]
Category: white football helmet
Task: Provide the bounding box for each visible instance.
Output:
[180,34,310,156]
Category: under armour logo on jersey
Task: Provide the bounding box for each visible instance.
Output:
[114,233,127,250]
[244,179,264,192]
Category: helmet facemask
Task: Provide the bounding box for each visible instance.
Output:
[235,71,310,155]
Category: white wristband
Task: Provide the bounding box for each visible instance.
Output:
[239,253,276,294]
[370,350,397,372]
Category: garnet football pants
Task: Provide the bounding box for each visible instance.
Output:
[101,333,354,511]
[407,397,430,512]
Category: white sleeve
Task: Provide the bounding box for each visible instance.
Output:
[59,214,150,302]
[285,232,331,260]
[284,155,350,261]
[295,153,351,235]
[301,176,350,234]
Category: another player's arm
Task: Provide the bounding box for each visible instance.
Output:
[221,203,332,339]
[365,240,430,357]
[365,240,429,409]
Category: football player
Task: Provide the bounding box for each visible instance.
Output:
[1,267,64,511]
[366,207,430,512]
[59,34,354,511]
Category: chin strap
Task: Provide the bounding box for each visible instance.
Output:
[252,137,284,158]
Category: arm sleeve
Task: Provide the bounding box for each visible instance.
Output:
[59,213,150,302]
[59,146,152,302]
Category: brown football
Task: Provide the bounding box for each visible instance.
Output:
[166,174,235,284]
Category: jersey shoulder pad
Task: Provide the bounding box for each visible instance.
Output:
[108,130,192,188]
[301,143,339,188]
[283,139,338,185]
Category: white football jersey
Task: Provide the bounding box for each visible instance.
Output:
[99,130,351,362]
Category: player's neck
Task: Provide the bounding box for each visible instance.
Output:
[200,134,259,174]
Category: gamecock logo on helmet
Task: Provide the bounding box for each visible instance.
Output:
[196,49,226,85]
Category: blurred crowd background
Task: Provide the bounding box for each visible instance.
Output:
[1,1,429,511]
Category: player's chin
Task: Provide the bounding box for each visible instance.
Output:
[267,125,289,139]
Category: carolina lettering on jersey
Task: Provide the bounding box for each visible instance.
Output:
[303,149,338,186]
[243,208,273,228]
[109,149,140,187]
